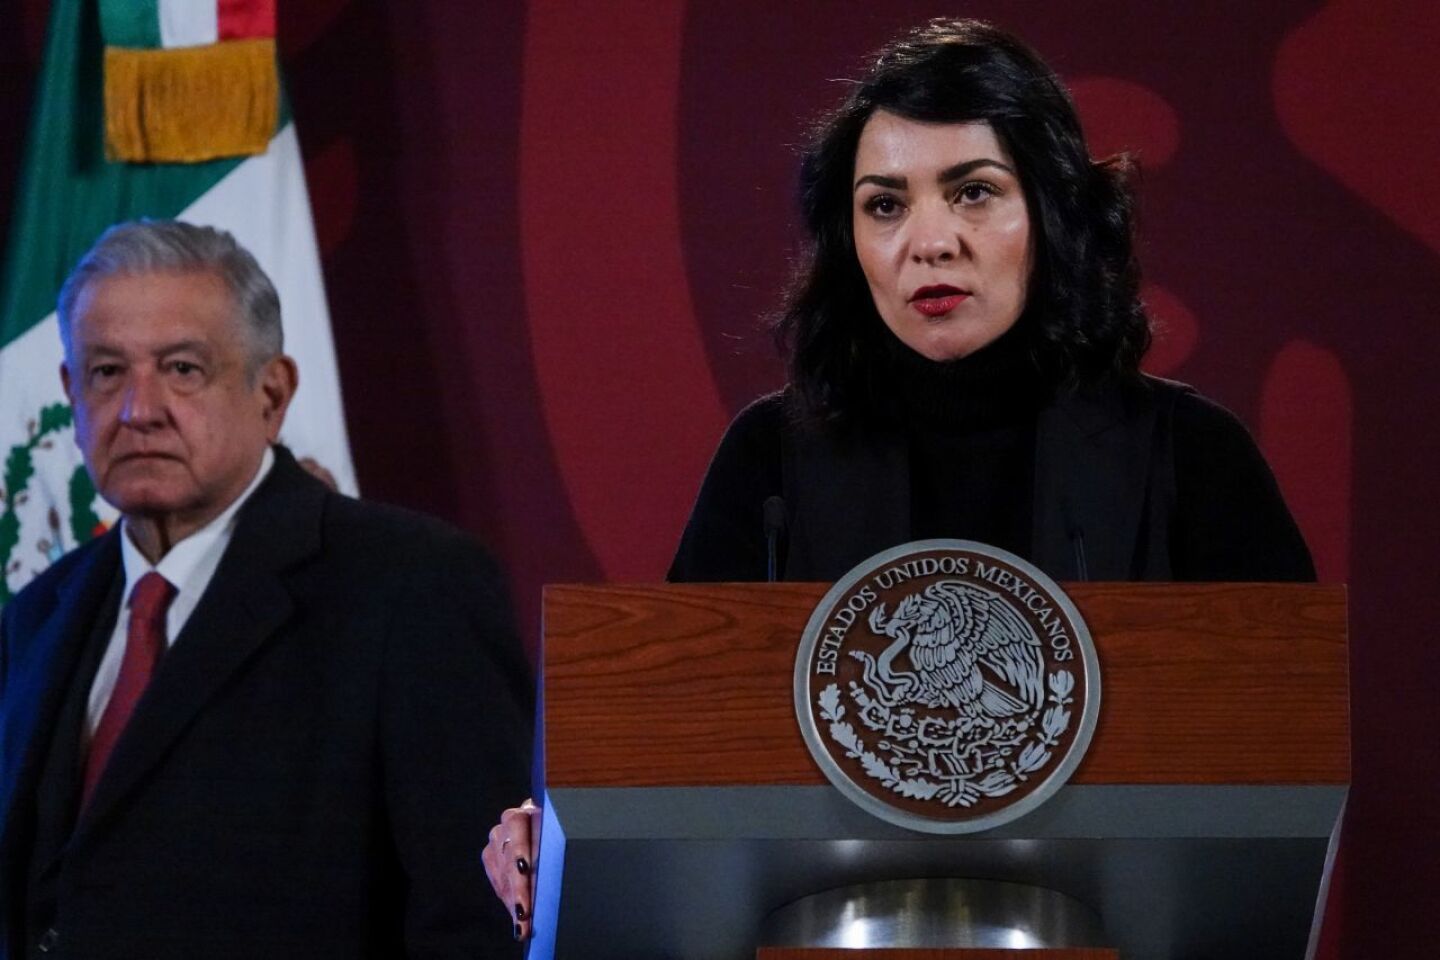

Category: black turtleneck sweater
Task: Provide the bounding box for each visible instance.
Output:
[669,331,1314,583]
[890,325,1042,559]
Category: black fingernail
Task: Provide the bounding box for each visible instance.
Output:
[516,856,530,875]
[513,922,523,941]
[515,903,527,921]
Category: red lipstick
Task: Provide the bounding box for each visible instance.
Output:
[909,284,969,318]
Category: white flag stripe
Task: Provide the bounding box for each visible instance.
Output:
[0,313,66,442]
[180,123,358,495]
[0,314,118,592]
[159,0,218,49]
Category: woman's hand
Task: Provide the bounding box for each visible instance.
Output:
[483,799,540,941]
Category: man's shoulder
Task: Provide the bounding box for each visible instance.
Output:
[322,494,481,552]
[232,451,507,612]
[253,448,497,573]
[312,493,502,588]
[6,532,115,622]
[290,492,519,657]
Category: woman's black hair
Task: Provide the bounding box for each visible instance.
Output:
[778,18,1150,422]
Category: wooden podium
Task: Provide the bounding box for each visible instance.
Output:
[526,582,1348,960]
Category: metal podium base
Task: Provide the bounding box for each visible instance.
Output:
[531,784,1345,959]
[758,878,1110,950]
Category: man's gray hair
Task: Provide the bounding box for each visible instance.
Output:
[57,220,283,370]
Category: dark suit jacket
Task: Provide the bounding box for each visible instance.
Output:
[0,447,532,959]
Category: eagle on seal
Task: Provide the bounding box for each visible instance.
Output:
[858,580,1044,720]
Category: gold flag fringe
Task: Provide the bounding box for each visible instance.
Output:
[104,39,278,164]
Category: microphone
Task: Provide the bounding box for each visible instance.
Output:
[1061,497,1089,581]
[763,496,788,583]
[1070,528,1090,582]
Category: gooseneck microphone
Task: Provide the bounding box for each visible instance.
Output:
[1061,496,1089,581]
[762,496,788,583]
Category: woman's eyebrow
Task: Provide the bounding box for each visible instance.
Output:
[854,173,907,191]
[937,158,1016,182]
[854,158,1017,192]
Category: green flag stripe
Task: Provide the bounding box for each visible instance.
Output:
[0,0,291,352]
[96,0,159,49]
[98,0,160,49]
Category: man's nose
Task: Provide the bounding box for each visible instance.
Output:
[119,372,167,428]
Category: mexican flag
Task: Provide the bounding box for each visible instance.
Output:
[0,0,356,602]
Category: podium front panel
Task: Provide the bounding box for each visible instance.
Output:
[531,583,1348,960]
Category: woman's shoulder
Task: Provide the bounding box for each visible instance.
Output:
[668,389,791,582]
[1145,377,1316,581]
[1106,374,1250,437]
[1141,376,1262,450]
[724,389,791,437]
[1108,374,1277,475]
[703,389,795,471]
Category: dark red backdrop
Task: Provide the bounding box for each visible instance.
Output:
[4,1,1437,955]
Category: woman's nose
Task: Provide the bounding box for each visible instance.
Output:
[909,206,961,263]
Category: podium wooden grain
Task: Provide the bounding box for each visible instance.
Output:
[542,582,1349,788]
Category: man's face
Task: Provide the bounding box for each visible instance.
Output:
[61,270,294,536]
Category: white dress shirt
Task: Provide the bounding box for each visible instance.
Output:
[85,447,276,737]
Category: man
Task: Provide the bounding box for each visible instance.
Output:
[0,221,531,958]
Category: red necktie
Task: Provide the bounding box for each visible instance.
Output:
[82,571,176,807]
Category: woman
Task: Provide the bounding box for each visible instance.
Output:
[485,17,1314,939]
[669,18,1311,585]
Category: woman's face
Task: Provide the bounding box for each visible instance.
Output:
[851,112,1033,362]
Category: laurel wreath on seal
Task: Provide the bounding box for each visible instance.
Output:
[818,669,1075,808]
[0,403,104,603]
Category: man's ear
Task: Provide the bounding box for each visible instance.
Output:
[60,361,74,403]
[257,355,299,442]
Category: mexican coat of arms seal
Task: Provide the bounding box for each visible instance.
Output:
[794,540,1100,833]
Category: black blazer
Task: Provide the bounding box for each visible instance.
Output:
[0,448,532,959]
[670,377,1315,584]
